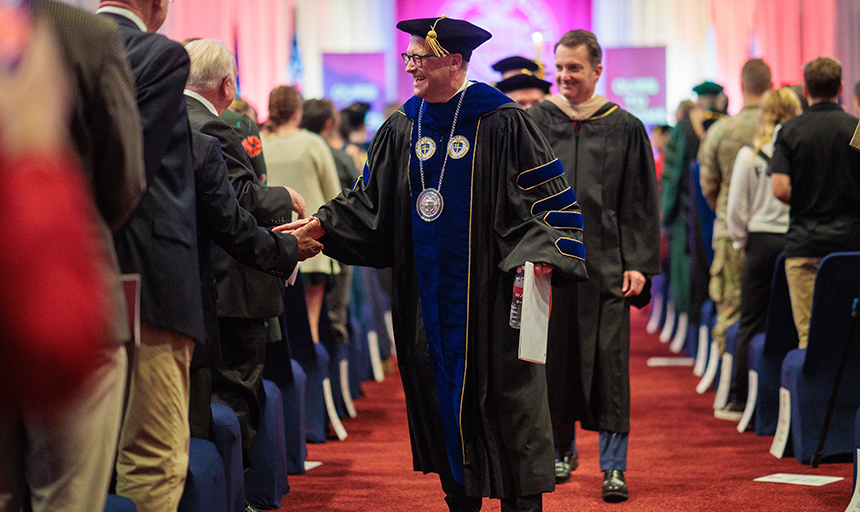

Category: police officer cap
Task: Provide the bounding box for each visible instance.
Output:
[492,56,540,75]
[396,15,492,63]
[496,74,551,95]
[692,81,724,96]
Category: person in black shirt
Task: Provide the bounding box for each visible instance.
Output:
[770,57,860,348]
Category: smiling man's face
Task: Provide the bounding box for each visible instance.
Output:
[404,35,459,103]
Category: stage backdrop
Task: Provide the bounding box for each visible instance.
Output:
[600,47,667,127]
[395,0,592,102]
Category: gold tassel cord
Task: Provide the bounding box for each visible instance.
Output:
[424,14,450,57]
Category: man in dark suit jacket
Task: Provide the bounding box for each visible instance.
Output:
[0,2,145,510]
[188,130,322,442]
[97,1,204,510]
[183,39,305,467]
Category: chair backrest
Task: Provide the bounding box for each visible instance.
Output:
[763,252,800,356]
[803,252,860,373]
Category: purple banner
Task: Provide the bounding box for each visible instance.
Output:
[323,53,388,135]
[601,47,667,126]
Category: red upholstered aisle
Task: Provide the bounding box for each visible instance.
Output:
[279,309,854,511]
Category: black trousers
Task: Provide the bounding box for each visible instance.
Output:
[189,365,212,441]
[730,232,785,401]
[211,317,268,468]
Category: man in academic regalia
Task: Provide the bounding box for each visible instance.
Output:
[307,15,588,512]
[496,73,552,110]
[492,56,552,109]
[528,30,661,503]
[661,81,726,346]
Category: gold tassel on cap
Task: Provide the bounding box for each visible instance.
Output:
[424,14,449,57]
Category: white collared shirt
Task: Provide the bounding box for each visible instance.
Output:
[95,6,147,32]
[183,90,219,117]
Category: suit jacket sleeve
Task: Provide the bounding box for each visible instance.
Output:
[138,43,190,188]
[91,24,145,232]
[199,117,293,226]
[193,133,298,277]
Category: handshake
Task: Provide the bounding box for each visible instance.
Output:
[275,217,325,261]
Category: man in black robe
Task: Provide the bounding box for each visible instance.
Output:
[305,15,588,512]
[528,30,661,503]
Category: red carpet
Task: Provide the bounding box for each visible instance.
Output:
[279,309,854,511]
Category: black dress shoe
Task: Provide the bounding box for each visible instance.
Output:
[554,451,579,483]
[601,470,629,503]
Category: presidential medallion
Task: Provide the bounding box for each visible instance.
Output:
[415,137,436,161]
[417,188,444,222]
[448,135,470,159]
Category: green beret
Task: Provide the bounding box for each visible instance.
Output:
[692,81,724,96]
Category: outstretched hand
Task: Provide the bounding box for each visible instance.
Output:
[278,217,325,261]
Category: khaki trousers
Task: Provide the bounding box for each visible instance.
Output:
[784,257,823,349]
[0,344,127,512]
[115,321,194,512]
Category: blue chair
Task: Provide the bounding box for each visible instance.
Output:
[262,309,309,475]
[245,379,290,509]
[646,274,666,334]
[177,438,227,512]
[303,342,331,443]
[713,321,740,409]
[780,252,860,464]
[210,403,244,512]
[693,300,716,377]
[749,253,798,436]
[854,405,860,489]
[104,494,136,512]
[283,359,308,474]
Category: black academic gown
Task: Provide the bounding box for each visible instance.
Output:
[528,100,661,435]
[316,83,588,498]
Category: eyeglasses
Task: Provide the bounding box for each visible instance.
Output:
[401,52,437,68]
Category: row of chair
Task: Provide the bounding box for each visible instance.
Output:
[105,270,396,511]
[649,251,860,467]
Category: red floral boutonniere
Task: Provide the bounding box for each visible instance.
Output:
[242,135,262,158]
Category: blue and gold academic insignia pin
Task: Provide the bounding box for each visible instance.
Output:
[416,137,436,161]
[447,135,470,159]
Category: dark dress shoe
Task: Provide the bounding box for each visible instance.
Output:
[601,470,629,502]
[554,451,579,483]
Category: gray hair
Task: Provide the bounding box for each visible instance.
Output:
[185,39,237,91]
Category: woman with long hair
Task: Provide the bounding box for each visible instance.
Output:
[262,86,341,344]
[721,87,802,417]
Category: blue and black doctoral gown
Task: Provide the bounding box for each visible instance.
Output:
[315,82,588,498]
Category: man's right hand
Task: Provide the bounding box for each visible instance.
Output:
[289,217,325,261]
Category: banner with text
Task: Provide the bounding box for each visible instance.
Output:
[601,47,667,126]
